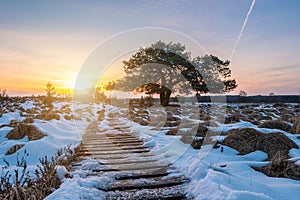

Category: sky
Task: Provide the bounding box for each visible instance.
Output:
[0,0,299,96]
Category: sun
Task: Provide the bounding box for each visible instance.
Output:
[59,80,75,90]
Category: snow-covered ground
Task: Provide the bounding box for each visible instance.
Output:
[121,106,300,199]
[0,100,102,177]
[1,100,300,199]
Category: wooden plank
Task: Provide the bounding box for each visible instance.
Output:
[105,185,189,199]
[83,141,144,145]
[83,149,150,156]
[109,175,189,191]
[82,142,144,147]
[70,120,192,200]
[82,146,148,152]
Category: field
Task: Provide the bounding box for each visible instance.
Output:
[0,97,300,199]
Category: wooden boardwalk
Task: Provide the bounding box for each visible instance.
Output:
[73,118,192,200]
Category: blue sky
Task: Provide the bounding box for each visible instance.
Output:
[0,0,299,95]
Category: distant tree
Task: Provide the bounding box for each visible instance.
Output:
[45,82,56,98]
[104,81,116,91]
[1,89,7,97]
[117,41,237,106]
[44,82,56,107]
[269,92,275,96]
[95,87,107,103]
[57,88,72,101]
[0,89,8,106]
[239,90,247,97]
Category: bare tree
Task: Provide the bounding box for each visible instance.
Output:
[269,92,275,96]
[239,90,247,97]
[0,89,8,106]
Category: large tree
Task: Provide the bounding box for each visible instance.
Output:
[117,41,237,106]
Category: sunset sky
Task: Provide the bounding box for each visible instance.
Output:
[0,0,299,96]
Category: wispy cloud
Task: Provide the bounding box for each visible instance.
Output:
[248,63,300,77]
[270,63,300,71]
[230,0,256,60]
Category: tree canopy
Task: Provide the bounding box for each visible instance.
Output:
[116,41,237,106]
[239,90,247,96]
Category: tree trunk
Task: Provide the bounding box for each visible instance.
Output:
[196,92,201,102]
[160,87,172,106]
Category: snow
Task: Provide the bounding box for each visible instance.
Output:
[173,145,300,200]
[21,101,34,110]
[111,103,300,200]
[55,165,69,181]
[210,120,257,133]
[79,158,108,171]
[1,101,300,199]
[0,110,24,126]
[46,158,115,200]
[0,100,101,172]
[45,175,107,200]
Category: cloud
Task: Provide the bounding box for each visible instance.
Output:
[230,0,256,60]
[270,63,300,71]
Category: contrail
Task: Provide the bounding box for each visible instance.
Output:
[230,0,256,60]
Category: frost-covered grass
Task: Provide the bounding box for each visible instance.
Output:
[0,99,102,178]
[115,102,300,199]
[1,99,300,199]
[0,98,106,198]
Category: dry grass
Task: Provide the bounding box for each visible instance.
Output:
[166,128,179,135]
[180,135,204,149]
[248,112,261,119]
[224,113,240,124]
[196,124,208,137]
[163,107,181,127]
[258,120,291,132]
[23,117,34,123]
[223,128,298,160]
[280,114,294,122]
[258,132,297,160]
[257,115,272,121]
[165,107,181,115]
[64,115,72,120]
[129,107,151,126]
[191,138,203,149]
[240,108,252,115]
[223,128,261,155]
[199,113,211,121]
[0,146,77,199]
[255,158,300,180]
[0,107,4,118]
[36,109,60,121]
[223,127,300,180]
[5,144,25,155]
[246,112,272,122]
[6,123,46,141]
[290,117,300,134]
[164,120,180,127]
[97,109,105,121]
